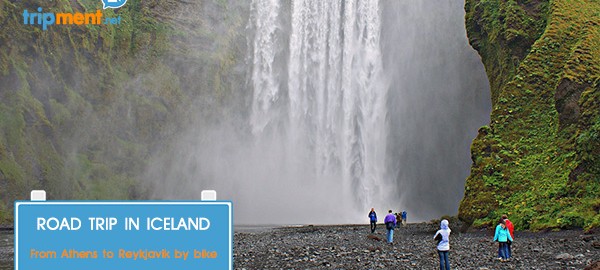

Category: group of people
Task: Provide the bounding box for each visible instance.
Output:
[494,214,515,261]
[368,209,516,270]
[367,208,407,244]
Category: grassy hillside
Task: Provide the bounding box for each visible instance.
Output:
[0,0,247,224]
[459,0,600,230]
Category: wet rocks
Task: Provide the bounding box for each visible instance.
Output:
[0,231,13,269]
[367,234,383,242]
[234,223,600,269]
[584,261,600,270]
[555,253,575,260]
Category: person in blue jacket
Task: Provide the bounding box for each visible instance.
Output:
[368,208,377,233]
[493,219,513,261]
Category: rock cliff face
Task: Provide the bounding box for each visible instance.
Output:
[0,0,248,223]
[459,0,600,230]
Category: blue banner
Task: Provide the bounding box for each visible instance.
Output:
[15,201,232,270]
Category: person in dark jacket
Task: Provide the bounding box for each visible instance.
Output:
[394,212,402,228]
[368,208,377,233]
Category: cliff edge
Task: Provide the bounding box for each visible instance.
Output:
[459,0,600,230]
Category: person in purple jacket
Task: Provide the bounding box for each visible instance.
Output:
[384,210,397,244]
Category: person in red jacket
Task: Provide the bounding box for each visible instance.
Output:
[502,214,514,259]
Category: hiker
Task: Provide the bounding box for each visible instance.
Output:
[368,208,377,233]
[395,212,402,228]
[401,210,407,225]
[502,214,515,258]
[384,210,397,244]
[493,219,513,261]
[433,219,451,270]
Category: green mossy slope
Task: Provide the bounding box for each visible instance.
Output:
[0,0,247,224]
[459,0,600,230]
[0,0,176,224]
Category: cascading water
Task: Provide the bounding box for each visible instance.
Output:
[249,0,391,215]
[148,1,491,224]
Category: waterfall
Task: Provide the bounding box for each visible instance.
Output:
[149,0,491,224]
[249,0,391,213]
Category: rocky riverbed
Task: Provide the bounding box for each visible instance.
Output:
[0,231,13,270]
[0,223,598,269]
[234,223,600,269]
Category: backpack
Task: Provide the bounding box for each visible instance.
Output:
[386,222,394,230]
[434,233,442,244]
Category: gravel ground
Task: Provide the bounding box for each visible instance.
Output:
[1,224,598,269]
[0,231,13,270]
[234,223,600,269]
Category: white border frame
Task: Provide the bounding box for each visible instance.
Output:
[15,201,233,270]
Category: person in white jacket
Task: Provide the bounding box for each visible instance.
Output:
[433,219,451,270]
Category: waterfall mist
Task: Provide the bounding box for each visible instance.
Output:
[147,0,491,224]
[381,1,491,221]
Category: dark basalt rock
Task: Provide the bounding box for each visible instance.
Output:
[234,223,600,269]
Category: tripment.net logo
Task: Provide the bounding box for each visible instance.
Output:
[23,0,127,31]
